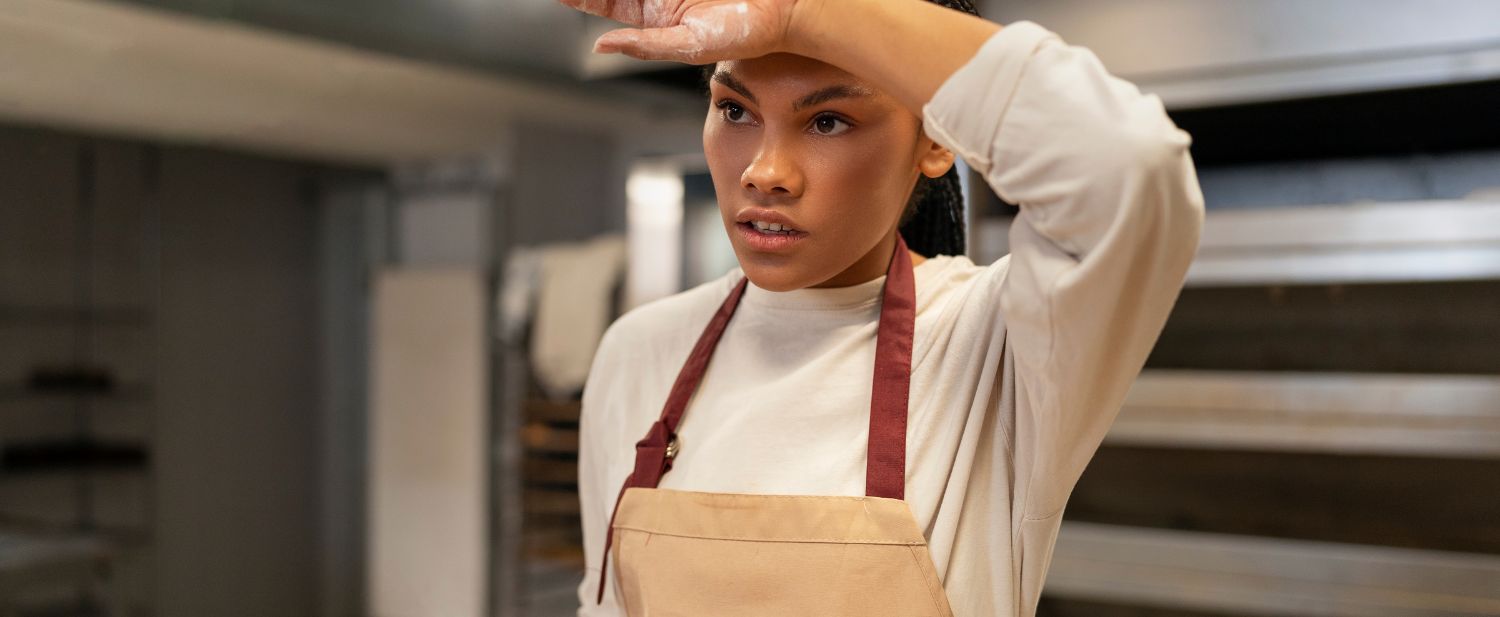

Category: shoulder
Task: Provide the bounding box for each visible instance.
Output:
[583,269,741,425]
[595,268,743,360]
[917,252,1013,313]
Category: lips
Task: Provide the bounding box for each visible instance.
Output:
[734,207,804,233]
[733,207,807,252]
[747,220,799,234]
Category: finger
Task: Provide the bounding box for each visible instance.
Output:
[595,26,706,63]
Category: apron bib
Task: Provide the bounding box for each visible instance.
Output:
[595,234,954,616]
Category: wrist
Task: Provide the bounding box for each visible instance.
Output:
[784,0,836,59]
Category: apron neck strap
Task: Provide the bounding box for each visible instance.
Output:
[866,233,916,500]
[628,233,917,498]
[598,234,917,604]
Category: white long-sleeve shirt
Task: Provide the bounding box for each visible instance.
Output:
[576,20,1204,617]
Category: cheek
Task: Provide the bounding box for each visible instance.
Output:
[703,128,740,217]
[806,135,916,224]
[704,125,753,179]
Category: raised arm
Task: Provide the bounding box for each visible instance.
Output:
[569,0,1002,118]
[783,0,1002,117]
[923,22,1205,521]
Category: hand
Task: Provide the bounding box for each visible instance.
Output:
[556,0,808,64]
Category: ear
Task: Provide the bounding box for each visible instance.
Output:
[916,132,956,179]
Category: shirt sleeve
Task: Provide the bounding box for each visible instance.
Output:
[920,21,1205,522]
[575,327,628,616]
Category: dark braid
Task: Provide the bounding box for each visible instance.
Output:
[899,0,979,257]
[698,0,981,257]
[899,164,967,257]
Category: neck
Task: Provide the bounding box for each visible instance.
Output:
[809,231,927,288]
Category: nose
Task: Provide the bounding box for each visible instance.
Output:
[741,135,803,198]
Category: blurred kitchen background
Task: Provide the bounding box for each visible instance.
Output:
[1,0,1498,615]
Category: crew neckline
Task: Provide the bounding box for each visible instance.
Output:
[737,254,953,311]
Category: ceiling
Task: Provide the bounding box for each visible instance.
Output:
[113,0,1500,109]
[120,0,699,89]
[3,0,1495,166]
[0,0,706,165]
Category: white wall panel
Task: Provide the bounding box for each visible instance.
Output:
[368,268,487,617]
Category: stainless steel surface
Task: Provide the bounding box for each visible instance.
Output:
[1048,521,1500,617]
[1114,370,1500,458]
[1187,199,1500,286]
[969,199,1500,286]
[983,0,1500,109]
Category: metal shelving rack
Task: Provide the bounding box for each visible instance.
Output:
[495,270,624,617]
[0,141,156,616]
[1028,198,1500,617]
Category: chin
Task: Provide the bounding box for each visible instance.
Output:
[739,264,809,292]
[732,249,820,291]
[728,232,836,291]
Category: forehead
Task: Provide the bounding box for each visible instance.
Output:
[713,53,873,95]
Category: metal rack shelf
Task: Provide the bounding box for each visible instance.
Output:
[0,306,152,327]
[1187,199,1500,287]
[0,439,150,474]
[0,530,126,616]
[1112,370,1500,458]
[0,384,154,403]
[970,198,1500,287]
[1047,521,1500,617]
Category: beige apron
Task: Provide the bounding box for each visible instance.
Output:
[594,234,954,616]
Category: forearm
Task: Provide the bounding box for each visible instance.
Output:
[785,0,1002,115]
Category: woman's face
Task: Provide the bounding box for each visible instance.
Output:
[704,53,954,291]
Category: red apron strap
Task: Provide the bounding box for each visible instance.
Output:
[596,235,917,604]
[866,233,916,501]
[596,275,749,604]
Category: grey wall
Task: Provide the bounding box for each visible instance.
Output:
[507,122,622,248]
[154,146,322,617]
[0,121,374,617]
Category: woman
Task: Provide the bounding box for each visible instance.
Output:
[560,0,1205,614]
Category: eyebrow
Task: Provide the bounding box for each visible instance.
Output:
[711,71,874,112]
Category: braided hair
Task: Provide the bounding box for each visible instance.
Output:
[897,0,978,257]
[699,0,978,257]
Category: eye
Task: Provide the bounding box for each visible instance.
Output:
[715,99,754,126]
[811,113,852,136]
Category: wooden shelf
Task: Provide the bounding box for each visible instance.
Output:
[521,422,578,455]
[522,456,578,486]
[513,385,587,614]
[525,398,581,424]
[523,489,580,517]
